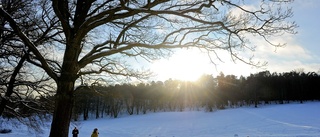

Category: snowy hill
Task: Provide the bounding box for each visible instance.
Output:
[1,102,320,137]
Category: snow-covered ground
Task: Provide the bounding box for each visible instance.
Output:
[1,101,320,137]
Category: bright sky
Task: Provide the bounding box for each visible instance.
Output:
[149,0,320,81]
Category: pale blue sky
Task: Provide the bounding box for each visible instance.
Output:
[291,0,320,55]
[149,0,320,81]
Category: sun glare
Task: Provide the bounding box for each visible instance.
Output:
[151,50,216,81]
[150,49,260,81]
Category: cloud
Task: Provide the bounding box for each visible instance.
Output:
[250,33,320,73]
[252,35,312,61]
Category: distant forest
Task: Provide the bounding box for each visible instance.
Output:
[70,70,320,121]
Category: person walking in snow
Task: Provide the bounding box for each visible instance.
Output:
[72,127,79,137]
[91,128,99,137]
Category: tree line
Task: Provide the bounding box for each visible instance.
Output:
[71,70,320,121]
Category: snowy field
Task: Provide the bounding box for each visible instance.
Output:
[1,101,320,137]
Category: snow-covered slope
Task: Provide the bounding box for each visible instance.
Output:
[2,102,320,137]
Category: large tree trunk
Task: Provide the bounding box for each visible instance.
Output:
[49,81,75,137]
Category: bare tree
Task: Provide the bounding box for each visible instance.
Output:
[0,0,297,136]
[0,0,60,133]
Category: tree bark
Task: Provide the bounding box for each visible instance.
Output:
[49,81,75,137]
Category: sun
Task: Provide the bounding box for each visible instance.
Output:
[150,49,260,81]
[151,49,216,81]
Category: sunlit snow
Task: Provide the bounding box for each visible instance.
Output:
[1,102,320,137]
